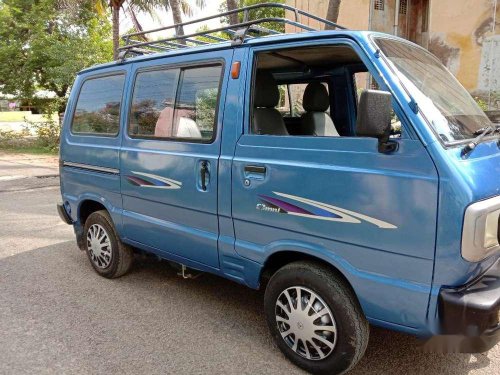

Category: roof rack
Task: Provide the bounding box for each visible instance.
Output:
[118,2,347,60]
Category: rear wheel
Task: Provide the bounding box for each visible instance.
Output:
[264,261,369,375]
[83,210,133,278]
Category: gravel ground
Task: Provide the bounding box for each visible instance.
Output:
[0,162,498,374]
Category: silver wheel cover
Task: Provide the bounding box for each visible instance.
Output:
[275,286,337,360]
[87,224,112,269]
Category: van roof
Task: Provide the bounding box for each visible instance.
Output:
[79,29,378,75]
[79,3,391,75]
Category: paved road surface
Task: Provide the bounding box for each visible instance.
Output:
[0,157,498,374]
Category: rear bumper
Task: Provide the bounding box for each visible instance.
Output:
[57,203,73,225]
[431,257,500,352]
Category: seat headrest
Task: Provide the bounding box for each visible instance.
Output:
[254,71,280,108]
[303,82,330,112]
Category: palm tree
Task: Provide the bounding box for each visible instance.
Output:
[226,0,239,25]
[57,1,160,60]
[325,0,342,29]
[163,0,206,43]
[110,1,161,59]
[58,0,205,58]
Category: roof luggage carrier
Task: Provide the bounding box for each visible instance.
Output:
[118,2,347,60]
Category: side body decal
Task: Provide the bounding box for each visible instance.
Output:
[126,171,182,190]
[257,192,397,229]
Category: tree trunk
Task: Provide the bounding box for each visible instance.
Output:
[325,0,342,30]
[128,7,148,41]
[169,0,185,44]
[112,4,120,60]
[226,0,239,25]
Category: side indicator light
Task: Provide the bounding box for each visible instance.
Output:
[231,61,241,79]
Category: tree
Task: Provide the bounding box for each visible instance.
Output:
[0,0,113,112]
[59,1,206,58]
[219,0,286,33]
[168,0,185,39]
[163,0,206,44]
[226,0,238,25]
[325,0,341,29]
[58,1,165,59]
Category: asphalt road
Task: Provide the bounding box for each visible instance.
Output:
[0,174,499,374]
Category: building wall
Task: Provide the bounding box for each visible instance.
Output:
[286,0,500,109]
[428,0,499,106]
[286,0,370,30]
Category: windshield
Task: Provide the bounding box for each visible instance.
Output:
[374,37,492,144]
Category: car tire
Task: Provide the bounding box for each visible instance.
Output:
[264,261,369,375]
[83,210,133,278]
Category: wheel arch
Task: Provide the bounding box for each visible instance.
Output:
[259,250,358,299]
[78,199,108,226]
[75,197,119,250]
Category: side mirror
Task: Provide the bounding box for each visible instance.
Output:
[356,89,398,153]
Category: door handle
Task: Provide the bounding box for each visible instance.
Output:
[200,160,209,191]
[244,165,266,174]
[244,165,266,181]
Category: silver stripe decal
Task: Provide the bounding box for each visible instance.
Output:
[63,161,119,175]
[273,192,398,229]
[131,171,182,189]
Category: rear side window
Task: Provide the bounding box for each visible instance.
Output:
[129,64,223,142]
[71,74,125,136]
[129,69,179,137]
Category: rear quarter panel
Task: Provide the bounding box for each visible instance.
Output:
[59,64,132,234]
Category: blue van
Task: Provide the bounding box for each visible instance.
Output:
[57,4,500,374]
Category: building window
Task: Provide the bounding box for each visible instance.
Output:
[374,0,384,11]
[399,0,408,15]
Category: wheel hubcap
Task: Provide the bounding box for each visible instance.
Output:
[87,224,112,269]
[275,286,337,360]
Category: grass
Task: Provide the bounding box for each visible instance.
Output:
[0,146,59,155]
[0,144,58,155]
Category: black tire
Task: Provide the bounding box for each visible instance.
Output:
[83,210,133,278]
[264,261,369,375]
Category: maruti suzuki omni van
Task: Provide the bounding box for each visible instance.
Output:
[57,4,500,374]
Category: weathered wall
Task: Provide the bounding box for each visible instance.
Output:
[286,0,499,109]
[428,0,499,108]
[286,0,370,31]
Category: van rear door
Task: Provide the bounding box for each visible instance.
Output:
[120,50,231,268]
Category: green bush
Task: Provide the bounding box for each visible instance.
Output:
[25,119,61,151]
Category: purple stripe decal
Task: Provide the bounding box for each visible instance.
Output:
[259,195,314,215]
[127,176,155,186]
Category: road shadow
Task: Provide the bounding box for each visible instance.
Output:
[0,242,494,375]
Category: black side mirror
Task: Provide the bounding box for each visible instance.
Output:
[356,89,398,153]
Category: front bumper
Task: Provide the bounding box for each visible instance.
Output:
[433,257,500,352]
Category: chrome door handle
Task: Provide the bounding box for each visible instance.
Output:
[244,165,266,181]
[244,165,266,174]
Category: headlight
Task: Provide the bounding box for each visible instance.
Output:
[462,196,500,262]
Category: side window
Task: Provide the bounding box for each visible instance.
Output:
[129,69,179,138]
[72,74,125,135]
[354,72,402,138]
[173,65,222,141]
[129,64,222,141]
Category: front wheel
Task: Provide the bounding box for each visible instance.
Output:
[83,210,133,278]
[264,261,369,375]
